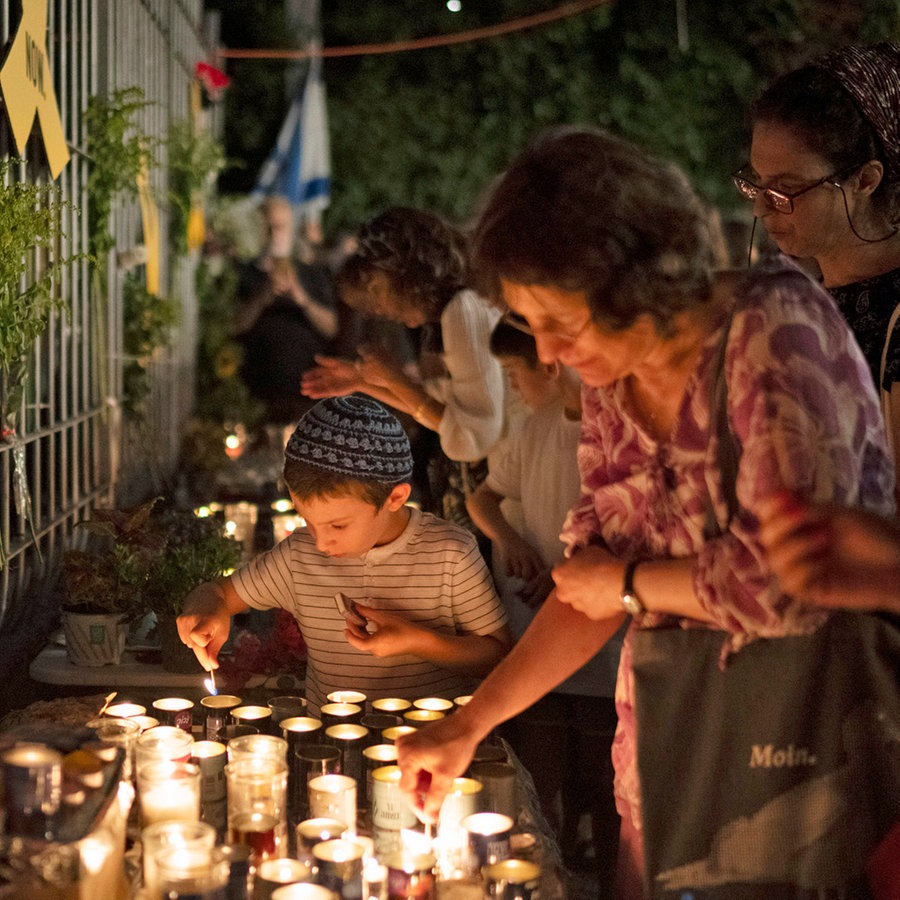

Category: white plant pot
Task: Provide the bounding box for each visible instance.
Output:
[63,611,128,667]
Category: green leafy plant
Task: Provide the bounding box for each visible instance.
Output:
[60,499,164,618]
[84,87,155,260]
[0,159,74,435]
[60,498,240,622]
[139,504,241,621]
[121,273,177,418]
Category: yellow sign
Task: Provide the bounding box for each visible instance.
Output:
[0,0,70,178]
[137,160,160,296]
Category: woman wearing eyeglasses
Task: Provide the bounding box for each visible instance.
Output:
[395,126,895,898]
[743,43,900,471]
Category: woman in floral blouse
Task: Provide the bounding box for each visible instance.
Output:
[396,126,895,897]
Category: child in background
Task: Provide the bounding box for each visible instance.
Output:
[178,395,511,714]
[467,321,623,893]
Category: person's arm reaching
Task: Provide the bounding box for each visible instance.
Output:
[176,577,250,671]
[467,482,546,584]
[397,594,625,822]
[757,491,900,612]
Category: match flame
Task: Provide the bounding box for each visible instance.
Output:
[204,668,217,696]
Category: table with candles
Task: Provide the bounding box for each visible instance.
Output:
[0,680,566,899]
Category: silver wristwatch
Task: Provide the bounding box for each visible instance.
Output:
[620,559,646,618]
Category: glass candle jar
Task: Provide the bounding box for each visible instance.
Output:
[137,760,201,828]
[225,757,289,864]
[308,774,357,835]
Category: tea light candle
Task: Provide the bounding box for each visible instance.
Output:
[226,733,287,764]
[438,777,483,833]
[324,724,368,787]
[326,690,367,708]
[200,694,242,742]
[134,726,194,777]
[255,858,313,900]
[370,698,411,715]
[362,744,398,808]
[268,695,307,726]
[462,812,513,870]
[381,726,417,745]
[105,702,146,719]
[281,716,324,748]
[141,819,216,896]
[403,709,445,726]
[155,845,229,898]
[138,761,201,827]
[132,715,160,732]
[312,839,364,900]
[1,744,62,838]
[320,702,362,728]
[152,697,195,733]
[295,816,347,863]
[359,714,402,746]
[412,697,454,713]
[231,704,273,734]
[272,884,339,900]
[308,774,357,835]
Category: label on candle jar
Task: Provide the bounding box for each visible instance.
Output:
[371,766,416,831]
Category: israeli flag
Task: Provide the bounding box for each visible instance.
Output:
[254,53,330,218]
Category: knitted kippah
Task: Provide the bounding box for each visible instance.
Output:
[285,395,414,484]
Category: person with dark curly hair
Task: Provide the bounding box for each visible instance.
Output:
[743,43,900,474]
[301,207,505,464]
[394,126,894,898]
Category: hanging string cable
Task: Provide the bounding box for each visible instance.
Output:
[746,217,758,269]
[219,0,612,60]
[835,183,899,244]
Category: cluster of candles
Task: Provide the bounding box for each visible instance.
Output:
[84,688,543,899]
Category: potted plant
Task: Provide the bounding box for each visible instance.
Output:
[60,499,163,666]
[139,504,242,673]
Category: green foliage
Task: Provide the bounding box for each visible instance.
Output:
[121,274,178,418]
[84,87,155,259]
[167,120,227,257]
[61,498,241,621]
[210,0,900,232]
[0,158,73,430]
[139,505,241,620]
[61,499,165,617]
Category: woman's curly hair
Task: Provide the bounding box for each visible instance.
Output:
[471,126,718,336]
[337,207,470,322]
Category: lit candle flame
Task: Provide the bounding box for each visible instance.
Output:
[204,668,217,696]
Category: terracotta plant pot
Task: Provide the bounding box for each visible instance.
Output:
[63,611,128,666]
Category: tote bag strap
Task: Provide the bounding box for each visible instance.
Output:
[703,301,742,540]
[879,301,900,456]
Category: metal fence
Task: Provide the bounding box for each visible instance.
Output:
[0,0,219,625]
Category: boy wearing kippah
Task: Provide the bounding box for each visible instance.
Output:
[178,395,511,714]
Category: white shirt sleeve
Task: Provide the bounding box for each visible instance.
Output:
[430,290,505,462]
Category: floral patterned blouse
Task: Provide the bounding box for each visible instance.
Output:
[560,257,895,830]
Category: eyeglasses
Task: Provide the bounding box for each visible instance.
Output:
[731,164,860,214]
[500,307,594,345]
[500,309,533,335]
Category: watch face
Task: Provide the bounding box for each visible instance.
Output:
[621,591,644,617]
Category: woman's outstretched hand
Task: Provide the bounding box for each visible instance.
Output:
[301,355,362,398]
[396,711,482,823]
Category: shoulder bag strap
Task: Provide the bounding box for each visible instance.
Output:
[703,302,742,541]
[879,301,900,456]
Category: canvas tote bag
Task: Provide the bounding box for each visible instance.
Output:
[632,290,900,899]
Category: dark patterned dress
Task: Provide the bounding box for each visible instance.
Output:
[830,267,900,392]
